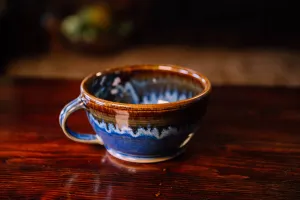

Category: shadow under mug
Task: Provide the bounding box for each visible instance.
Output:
[59,64,211,163]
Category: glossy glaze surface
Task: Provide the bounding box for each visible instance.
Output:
[87,68,203,104]
[1,78,300,199]
[60,65,211,162]
[81,65,211,110]
[87,111,196,161]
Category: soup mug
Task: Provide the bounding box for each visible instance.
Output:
[59,64,211,163]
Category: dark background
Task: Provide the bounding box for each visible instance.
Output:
[1,0,300,73]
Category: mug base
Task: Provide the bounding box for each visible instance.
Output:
[106,148,186,163]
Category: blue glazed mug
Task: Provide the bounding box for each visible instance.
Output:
[59,64,211,163]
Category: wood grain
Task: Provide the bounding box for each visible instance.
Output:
[0,77,300,199]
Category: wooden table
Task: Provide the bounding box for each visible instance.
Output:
[0,77,300,200]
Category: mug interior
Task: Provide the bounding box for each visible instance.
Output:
[84,66,206,105]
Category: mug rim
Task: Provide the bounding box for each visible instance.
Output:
[80,64,211,110]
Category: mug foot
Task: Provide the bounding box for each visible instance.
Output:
[106,148,186,163]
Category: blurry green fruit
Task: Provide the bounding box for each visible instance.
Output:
[79,5,111,29]
[60,15,82,42]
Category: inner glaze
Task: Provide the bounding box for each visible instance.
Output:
[86,69,203,104]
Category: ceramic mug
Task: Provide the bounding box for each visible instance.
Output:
[59,64,211,163]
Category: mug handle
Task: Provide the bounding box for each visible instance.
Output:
[59,96,103,144]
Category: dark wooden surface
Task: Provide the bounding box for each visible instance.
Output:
[0,77,300,200]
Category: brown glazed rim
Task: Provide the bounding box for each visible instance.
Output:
[80,64,211,111]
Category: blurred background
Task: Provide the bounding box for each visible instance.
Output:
[1,0,300,86]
